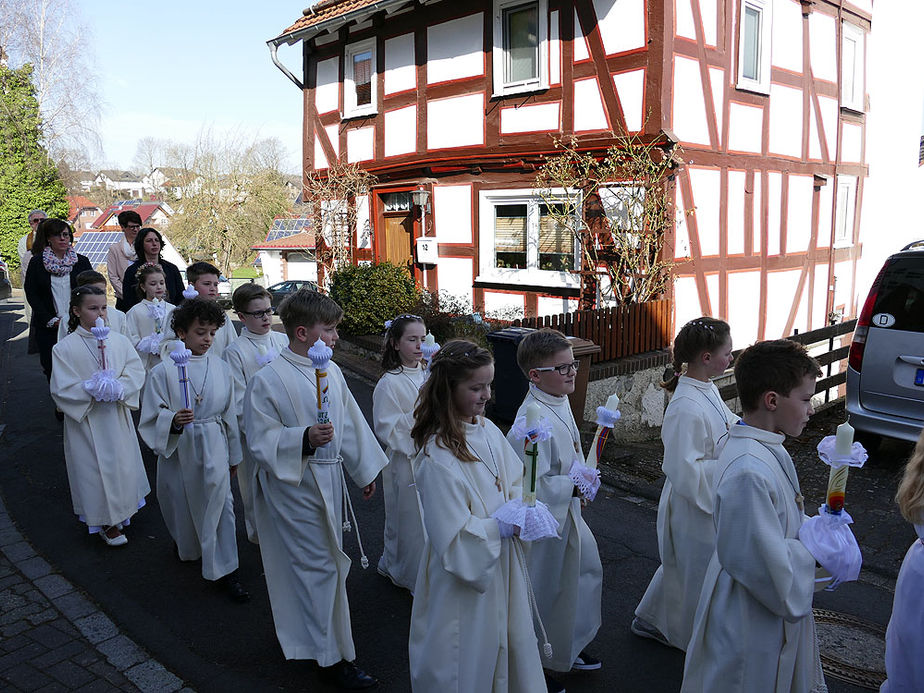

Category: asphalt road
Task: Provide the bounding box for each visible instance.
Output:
[0,295,892,692]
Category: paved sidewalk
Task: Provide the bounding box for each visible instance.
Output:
[0,456,189,692]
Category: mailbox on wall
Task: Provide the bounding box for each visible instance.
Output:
[416,236,438,264]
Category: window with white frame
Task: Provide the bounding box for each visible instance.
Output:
[344,39,376,118]
[492,0,549,96]
[478,189,579,288]
[736,0,772,94]
[841,22,865,112]
[834,175,856,247]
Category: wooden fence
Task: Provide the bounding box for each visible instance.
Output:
[511,299,673,363]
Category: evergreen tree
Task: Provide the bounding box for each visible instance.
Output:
[0,62,68,275]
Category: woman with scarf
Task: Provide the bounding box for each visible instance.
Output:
[24,219,92,380]
[120,227,185,310]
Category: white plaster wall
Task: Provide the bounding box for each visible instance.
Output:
[752,174,762,251]
[841,122,862,163]
[809,12,837,83]
[436,256,474,304]
[347,127,375,163]
[573,78,608,131]
[315,57,339,114]
[501,103,560,133]
[314,136,328,170]
[674,183,691,258]
[765,269,801,338]
[727,170,746,255]
[537,295,577,317]
[483,291,524,319]
[434,184,472,244]
[705,272,719,314]
[769,84,803,158]
[428,94,484,149]
[286,256,318,282]
[550,10,561,85]
[356,195,371,250]
[728,102,763,153]
[594,0,646,55]
[675,0,695,40]
[427,13,483,84]
[573,9,590,61]
[772,0,803,74]
[612,69,645,132]
[672,56,709,145]
[833,260,853,312]
[809,105,823,160]
[699,0,716,47]
[727,270,761,346]
[384,105,417,157]
[817,182,833,248]
[767,172,782,256]
[689,167,721,256]
[812,265,829,328]
[709,67,724,139]
[786,174,814,254]
[818,95,839,158]
[258,251,284,287]
[673,275,700,328]
[385,33,416,95]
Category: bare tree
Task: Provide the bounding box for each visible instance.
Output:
[132,137,169,177]
[0,0,101,160]
[535,132,680,308]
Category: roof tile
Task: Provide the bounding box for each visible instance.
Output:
[281,0,383,36]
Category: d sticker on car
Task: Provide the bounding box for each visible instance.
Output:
[872,313,896,328]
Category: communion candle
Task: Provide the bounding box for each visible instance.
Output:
[424,332,435,347]
[91,317,109,370]
[605,392,620,412]
[826,421,854,514]
[522,401,541,506]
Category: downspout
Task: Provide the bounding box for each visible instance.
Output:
[267,39,304,90]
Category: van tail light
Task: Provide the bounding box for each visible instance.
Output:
[848,263,887,372]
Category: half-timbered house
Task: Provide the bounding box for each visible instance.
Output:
[268,0,870,345]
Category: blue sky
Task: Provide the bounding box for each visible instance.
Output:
[79,1,307,173]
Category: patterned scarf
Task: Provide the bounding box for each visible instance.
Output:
[42,246,78,276]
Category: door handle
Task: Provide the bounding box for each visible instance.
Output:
[898,355,924,366]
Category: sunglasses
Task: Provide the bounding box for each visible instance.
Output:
[533,361,580,375]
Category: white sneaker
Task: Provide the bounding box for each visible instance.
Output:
[99,529,127,547]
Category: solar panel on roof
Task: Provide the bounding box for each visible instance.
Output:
[265,217,311,243]
[73,231,124,266]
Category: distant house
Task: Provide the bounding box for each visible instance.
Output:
[94,170,149,199]
[66,196,102,230]
[252,217,316,286]
[91,199,175,230]
[144,167,203,199]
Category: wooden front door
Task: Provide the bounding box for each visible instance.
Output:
[382,212,414,272]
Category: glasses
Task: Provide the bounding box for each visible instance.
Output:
[125,224,141,230]
[29,217,46,225]
[241,308,272,318]
[533,361,580,375]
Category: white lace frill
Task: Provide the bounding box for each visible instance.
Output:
[816,435,868,469]
[799,506,863,590]
[568,459,601,501]
[135,332,162,355]
[509,415,553,443]
[491,498,559,542]
[594,404,621,428]
[255,348,279,367]
[82,369,124,402]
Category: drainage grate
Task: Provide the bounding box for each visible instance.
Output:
[813,608,887,690]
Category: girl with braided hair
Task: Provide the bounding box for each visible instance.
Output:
[633,316,738,650]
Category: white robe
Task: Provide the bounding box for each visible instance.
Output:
[506,385,602,671]
[139,353,242,581]
[682,424,826,693]
[635,375,739,650]
[243,349,387,665]
[881,523,924,693]
[372,364,427,591]
[125,299,176,372]
[222,327,290,544]
[50,328,149,529]
[159,307,237,361]
[58,305,129,343]
[410,418,547,693]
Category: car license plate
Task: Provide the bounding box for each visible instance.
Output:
[916,369,924,386]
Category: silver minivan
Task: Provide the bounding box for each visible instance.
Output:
[846,242,924,449]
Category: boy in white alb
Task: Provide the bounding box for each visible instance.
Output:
[222,283,289,544]
[160,261,237,360]
[57,271,129,343]
[682,340,828,692]
[506,329,603,692]
[139,298,249,603]
[243,289,386,690]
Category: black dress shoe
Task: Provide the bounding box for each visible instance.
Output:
[317,660,378,690]
[222,571,250,603]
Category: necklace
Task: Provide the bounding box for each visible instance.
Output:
[692,382,731,446]
[758,440,805,514]
[531,391,581,455]
[398,364,424,391]
[80,332,104,369]
[467,431,502,493]
[188,357,210,405]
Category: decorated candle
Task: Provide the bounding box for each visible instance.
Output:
[169,347,193,426]
[424,332,435,347]
[605,393,620,413]
[584,391,622,470]
[91,316,109,370]
[308,339,333,450]
[826,420,854,513]
[522,402,541,506]
[421,332,440,375]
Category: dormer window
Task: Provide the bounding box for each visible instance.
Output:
[492,0,548,97]
[345,39,377,118]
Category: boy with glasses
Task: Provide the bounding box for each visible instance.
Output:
[506,328,603,693]
[222,283,289,544]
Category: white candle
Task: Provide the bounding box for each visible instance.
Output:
[605,393,620,412]
[526,401,541,426]
[424,332,435,347]
[522,402,542,506]
[834,420,854,457]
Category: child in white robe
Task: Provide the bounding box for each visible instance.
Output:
[881,429,924,692]
[633,317,738,650]
[159,261,237,361]
[506,329,602,689]
[125,263,175,372]
[56,270,129,343]
[682,340,827,693]
[243,289,386,690]
[50,285,149,547]
[372,313,427,591]
[222,283,289,544]
[409,340,547,693]
[139,298,249,603]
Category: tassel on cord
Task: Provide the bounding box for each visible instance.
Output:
[513,540,552,659]
[339,462,369,569]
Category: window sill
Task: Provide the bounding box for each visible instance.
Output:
[475,270,579,290]
[839,103,866,116]
[491,82,549,99]
[734,81,770,96]
[341,108,378,121]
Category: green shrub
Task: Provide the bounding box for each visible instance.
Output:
[329,262,421,335]
[412,290,511,349]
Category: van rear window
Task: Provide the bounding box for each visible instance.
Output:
[872,257,924,332]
